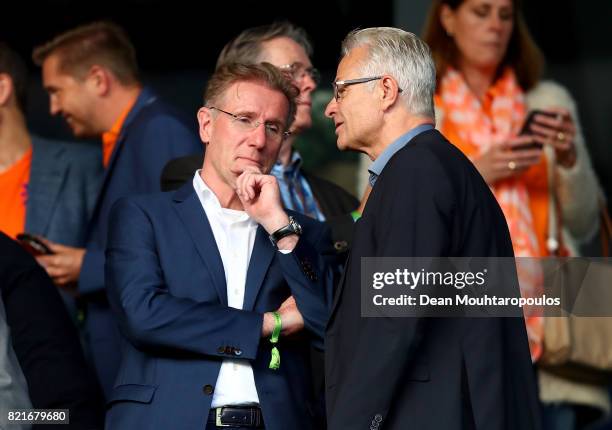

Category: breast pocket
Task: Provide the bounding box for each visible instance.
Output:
[107,383,157,406]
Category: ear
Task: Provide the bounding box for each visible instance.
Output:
[197,107,213,144]
[0,74,14,106]
[85,65,111,96]
[379,75,402,111]
[440,4,456,37]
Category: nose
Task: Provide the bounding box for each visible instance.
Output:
[299,73,316,96]
[249,122,267,148]
[489,13,503,32]
[49,96,59,116]
[324,97,337,119]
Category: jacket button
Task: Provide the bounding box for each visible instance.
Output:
[203,384,214,395]
[334,241,348,252]
[234,348,242,356]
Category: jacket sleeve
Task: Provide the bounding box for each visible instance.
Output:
[275,220,335,348]
[105,197,264,360]
[527,81,602,243]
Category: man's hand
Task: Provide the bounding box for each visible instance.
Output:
[35,238,85,294]
[235,168,289,234]
[261,296,304,337]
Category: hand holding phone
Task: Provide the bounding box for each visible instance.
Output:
[513,110,559,151]
[16,233,54,256]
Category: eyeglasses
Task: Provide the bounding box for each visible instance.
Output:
[207,106,291,142]
[332,76,403,101]
[278,62,321,85]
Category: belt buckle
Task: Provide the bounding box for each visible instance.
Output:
[215,407,231,427]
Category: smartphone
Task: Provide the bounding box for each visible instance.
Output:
[513,110,558,151]
[16,233,53,256]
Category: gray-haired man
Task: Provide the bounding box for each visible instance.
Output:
[324,27,541,430]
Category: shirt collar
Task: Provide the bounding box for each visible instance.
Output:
[368,124,434,186]
[271,150,303,181]
[192,170,253,224]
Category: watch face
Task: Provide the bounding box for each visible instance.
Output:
[290,217,302,235]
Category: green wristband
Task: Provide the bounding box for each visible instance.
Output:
[269,312,282,370]
[351,210,362,222]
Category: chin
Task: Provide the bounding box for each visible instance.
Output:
[70,125,96,139]
[292,109,312,133]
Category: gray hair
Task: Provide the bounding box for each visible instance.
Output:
[341,27,436,118]
[216,21,313,70]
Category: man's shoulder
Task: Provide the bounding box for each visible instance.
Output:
[31,136,102,174]
[390,129,476,176]
[130,94,193,131]
[301,170,359,217]
[112,188,180,217]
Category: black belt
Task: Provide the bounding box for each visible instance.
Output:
[208,406,264,428]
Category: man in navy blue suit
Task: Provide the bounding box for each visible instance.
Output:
[105,63,333,430]
[31,21,202,398]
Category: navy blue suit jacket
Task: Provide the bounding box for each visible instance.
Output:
[26,136,102,247]
[78,88,202,397]
[104,181,333,430]
[25,136,102,322]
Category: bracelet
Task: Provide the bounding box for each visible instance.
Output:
[269,312,282,370]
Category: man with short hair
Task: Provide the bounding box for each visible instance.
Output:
[31,21,202,397]
[161,22,359,254]
[0,42,101,326]
[0,41,100,250]
[105,62,332,430]
[324,27,541,429]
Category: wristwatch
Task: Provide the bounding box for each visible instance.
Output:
[269,216,302,247]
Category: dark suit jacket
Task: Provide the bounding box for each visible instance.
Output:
[26,136,102,320]
[26,136,102,247]
[0,232,105,430]
[160,153,359,253]
[78,87,202,398]
[104,182,334,430]
[325,129,541,430]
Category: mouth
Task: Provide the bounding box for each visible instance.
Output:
[296,95,312,107]
[334,122,344,134]
[237,156,262,167]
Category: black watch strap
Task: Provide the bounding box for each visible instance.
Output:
[269,216,302,247]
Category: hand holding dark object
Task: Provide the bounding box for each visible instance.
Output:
[472,136,543,185]
[16,233,54,256]
[523,108,578,168]
[34,238,85,292]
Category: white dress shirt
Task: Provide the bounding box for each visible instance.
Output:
[193,171,260,407]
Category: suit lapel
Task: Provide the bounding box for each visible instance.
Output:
[88,88,158,233]
[26,138,68,235]
[173,183,228,305]
[242,227,275,311]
